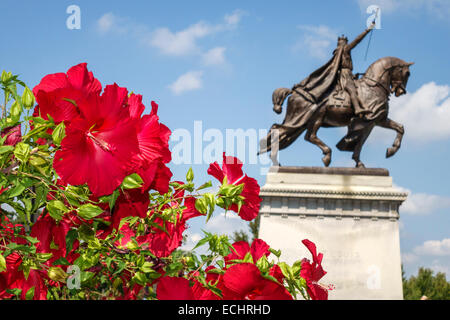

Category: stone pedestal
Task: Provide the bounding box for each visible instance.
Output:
[258,167,408,300]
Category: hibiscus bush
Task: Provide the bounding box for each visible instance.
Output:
[0,64,331,300]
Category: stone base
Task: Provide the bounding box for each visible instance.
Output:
[258,167,408,300]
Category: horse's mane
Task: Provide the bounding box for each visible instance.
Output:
[364,56,408,82]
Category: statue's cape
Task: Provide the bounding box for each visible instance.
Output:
[258,47,345,155]
[297,45,344,102]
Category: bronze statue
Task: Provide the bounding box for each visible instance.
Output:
[259,24,413,168]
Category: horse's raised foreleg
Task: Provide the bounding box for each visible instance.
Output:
[378,118,404,158]
[305,110,332,167]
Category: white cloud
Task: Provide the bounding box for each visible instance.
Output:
[148,10,243,57]
[204,212,249,239]
[390,82,450,142]
[370,82,450,144]
[414,238,450,256]
[95,10,243,89]
[402,252,419,264]
[180,212,249,253]
[429,259,450,275]
[224,10,245,28]
[395,184,450,215]
[168,71,204,95]
[294,25,338,60]
[96,12,131,35]
[97,12,115,33]
[150,22,213,56]
[180,232,203,251]
[202,47,227,66]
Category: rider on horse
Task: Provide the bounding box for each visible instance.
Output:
[292,22,376,120]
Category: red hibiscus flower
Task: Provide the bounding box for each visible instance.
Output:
[300,239,328,300]
[33,63,101,124]
[156,277,195,300]
[1,125,21,146]
[110,187,150,230]
[53,84,140,196]
[140,197,203,257]
[224,239,270,266]
[221,263,292,300]
[207,153,262,221]
[30,214,79,267]
[1,252,48,300]
[269,264,285,284]
[156,276,219,300]
[130,99,172,194]
[115,196,204,257]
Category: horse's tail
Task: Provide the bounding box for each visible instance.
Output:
[272,87,292,114]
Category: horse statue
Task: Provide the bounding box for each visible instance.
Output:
[258,56,413,168]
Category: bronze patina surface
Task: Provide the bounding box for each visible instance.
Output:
[259,23,413,168]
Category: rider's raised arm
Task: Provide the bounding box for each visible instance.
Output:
[347,22,375,51]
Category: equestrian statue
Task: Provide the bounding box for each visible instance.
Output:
[259,22,413,168]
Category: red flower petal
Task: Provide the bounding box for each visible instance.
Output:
[222,263,262,298]
[225,241,251,266]
[1,125,21,146]
[156,277,194,300]
[250,239,270,262]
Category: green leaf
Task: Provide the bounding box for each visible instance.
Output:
[78,224,95,242]
[36,253,53,263]
[278,262,294,280]
[0,254,6,272]
[204,193,215,213]
[269,248,282,258]
[77,203,103,220]
[7,183,26,198]
[292,260,302,276]
[62,98,77,107]
[121,173,143,190]
[132,271,147,286]
[65,229,78,256]
[196,181,212,191]
[99,188,120,210]
[25,286,35,300]
[242,252,254,263]
[46,200,69,221]
[192,237,210,251]
[13,142,30,163]
[140,262,154,273]
[0,145,14,155]
[118,216,139,231]
[256,255,269,273]
[261,273,281,284]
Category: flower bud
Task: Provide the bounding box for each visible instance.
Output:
[48,267,68,283]
[1,70,12,83]
[22,87,35,109]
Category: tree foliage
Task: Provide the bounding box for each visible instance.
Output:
[403,267,450,300]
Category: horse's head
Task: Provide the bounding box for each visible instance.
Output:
[364,57,414,97]
[390,61,414,97]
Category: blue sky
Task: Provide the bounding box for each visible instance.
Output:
[1,0,449,280]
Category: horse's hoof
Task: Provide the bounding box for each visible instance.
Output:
[386,147,396,158]
[356,161,366,168]
[322,153,331,167]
